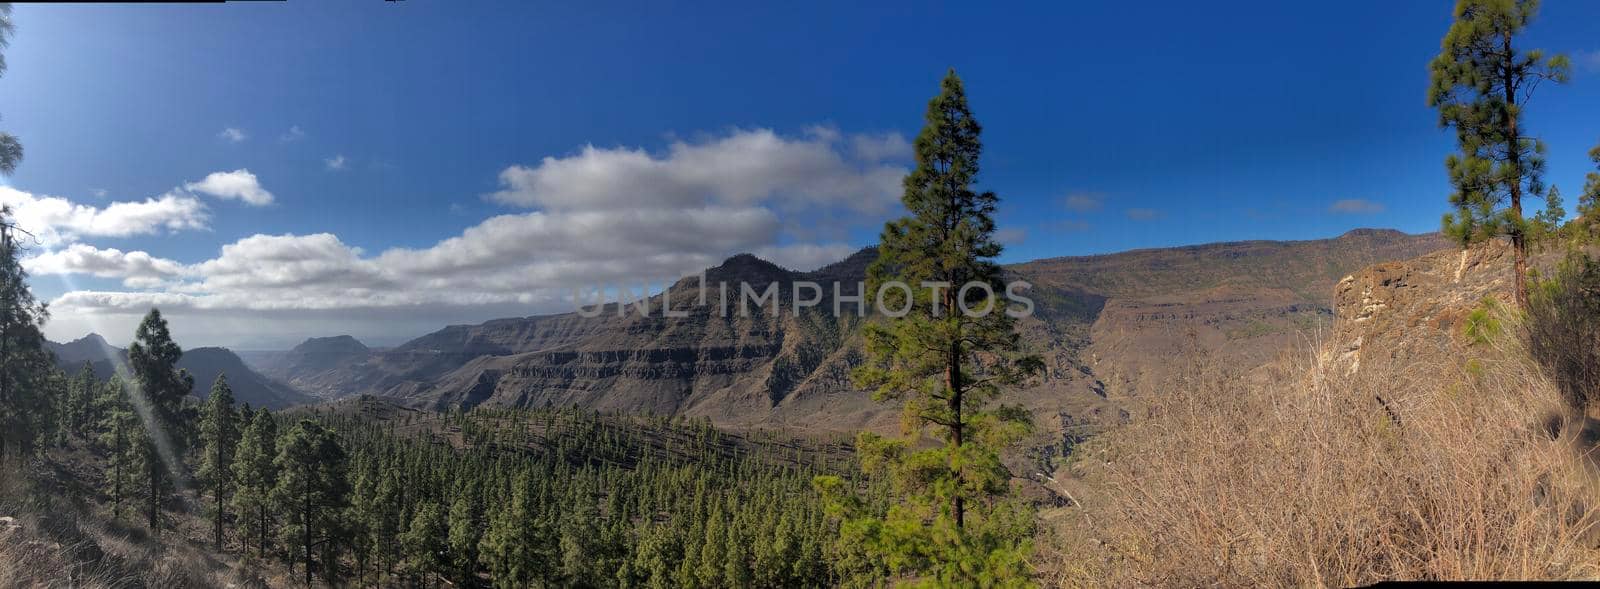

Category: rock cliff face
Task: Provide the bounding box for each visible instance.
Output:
[1326,240,1514,377]
[270,229,1453,433]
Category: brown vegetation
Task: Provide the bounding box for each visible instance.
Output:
[1043,333,1600,586]
[1041,243,1600,586]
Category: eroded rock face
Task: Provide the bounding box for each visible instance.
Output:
[1328,241,1513,376]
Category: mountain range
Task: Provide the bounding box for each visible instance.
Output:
[43,229,1452,430]
[229,228,1451,436]
[45,333,312,410]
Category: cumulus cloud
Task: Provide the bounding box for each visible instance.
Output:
[0,186,208,245]
[218,127,247,143]
[23,244,185,287]
[851,132,913,162]
[325,155,347,171]
[280,125,306,142]
[487,127,905,215]
[1328,198,1385,214]
[45,126,910,345]
[185,169,275,206]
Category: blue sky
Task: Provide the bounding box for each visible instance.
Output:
[1,0,1598,348]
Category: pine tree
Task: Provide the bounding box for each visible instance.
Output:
[1429,0,1571,306]
[232,408,278,557]
[0,5,19,176]
[127,308,195,531]
[0,208,56,459]
[271,419,350,586]
[97,377,141,520]
[479,469,548,588]
[198,373,240,551]
[403,501,448,586]
[822,69,1041,587]
[58,362,97,440]
[1531,184,1566,243]
[1580,140,1600,235]
[447,491,482,584]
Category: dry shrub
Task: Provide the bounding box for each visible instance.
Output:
[1050,333,1600,586]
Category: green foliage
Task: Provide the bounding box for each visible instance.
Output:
[127,308,196,531]
[96,377,142,521]
[403,501,448,584]
[0,209,58,458]
[1429,0,1569,303]
[231,408,278,557]
[1531,185,1566,244]
[838,70,1042,587]
[447,491,483,585]
[270,419,350,586]
[0,5,20,176]
[1464,296,1504,345]
[198,373,240,551]
[1579,140,1600,236]
[1525,252,1600,407]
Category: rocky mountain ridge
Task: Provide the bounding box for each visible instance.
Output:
[247,229,1454,434]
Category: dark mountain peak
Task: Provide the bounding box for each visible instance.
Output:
[187,346,243,362]
[69,333,111,347]
[291,335,370,356]
[805,246,877,283]
[707,252,793,283]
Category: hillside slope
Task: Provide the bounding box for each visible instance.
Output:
[46,335,312,409]
[270,229,1451,434]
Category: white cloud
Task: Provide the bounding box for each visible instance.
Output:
[1328,198,1386,214]
[23,244,184,287]
[0,186,208,245]
[44,126,910,345]
[280,125,306,142]
[487,127,905,215]
[184,169,275,206]
[324,155,347,171]
[218,127,247,143]
[851,132,912,162]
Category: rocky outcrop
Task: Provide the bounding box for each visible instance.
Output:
[1327,241,1513,376]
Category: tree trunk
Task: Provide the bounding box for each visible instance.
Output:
[304,487,314,587]
[944,287,964,529]
[148,466,159,531]
[1504,29,1529,308]
[214,485,224,551]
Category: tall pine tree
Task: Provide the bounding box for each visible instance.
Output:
[271,419,350,586]
[232,407,278,557]
[0,208,56,459]
[821,69,1041,587]
[127,308,195,531]
[199,373,240,551]
[1429,0,1570,306]
[97,376,141,521]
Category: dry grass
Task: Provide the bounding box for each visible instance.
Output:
[0,453,281,589]
[1043,331,1600,586]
